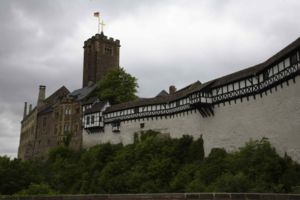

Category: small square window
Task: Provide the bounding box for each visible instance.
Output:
[112,121,120,133]
[140,123,145,129]
[104,46,113,55]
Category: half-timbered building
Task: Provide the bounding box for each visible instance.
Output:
[82,37,300,162]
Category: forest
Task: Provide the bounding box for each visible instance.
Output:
[1,130,300,195]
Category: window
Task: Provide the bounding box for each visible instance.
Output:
[91,116,95,124]
[64,124,69,132]
[86,116,90,125]
[104,46,113,55]
[140,123,145,128]
[65,107,71,115]
[112,121,120,133]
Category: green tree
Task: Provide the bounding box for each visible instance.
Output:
[0,156,42,195]
[95,67,138,104]
[17,183,56,195]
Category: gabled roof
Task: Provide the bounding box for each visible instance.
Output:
[43,86,70,105]
[38,86,70,115]
[156,90,169,97]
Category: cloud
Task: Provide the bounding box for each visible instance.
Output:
[1,0,300,157]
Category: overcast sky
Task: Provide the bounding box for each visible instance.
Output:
[1,0,300,158]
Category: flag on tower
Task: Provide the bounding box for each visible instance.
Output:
[94,12,100,17]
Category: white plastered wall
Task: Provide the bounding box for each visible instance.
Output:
[83,76,300,162]
[200,76,300,161]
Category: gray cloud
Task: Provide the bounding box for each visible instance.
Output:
[1,0,300,157]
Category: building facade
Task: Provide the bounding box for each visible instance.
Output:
[18,33,120,160]
[82,37,300,162]
[19,32,300,162]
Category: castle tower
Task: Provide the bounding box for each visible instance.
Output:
[82,33,120,87]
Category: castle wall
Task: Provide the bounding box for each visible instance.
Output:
[83,76,300,162]
[18,109,37,160]
[83,110,203,148]
[34,110,56,157]
[200,75,300,161]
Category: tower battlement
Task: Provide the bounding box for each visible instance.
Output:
[83,33,121,47]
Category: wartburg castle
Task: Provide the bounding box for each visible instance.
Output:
[18,27,300,162]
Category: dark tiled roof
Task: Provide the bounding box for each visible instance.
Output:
[156,90,169,97]
[85,101,107,114]
[102,37,300,114]
[70,84,97,101]
[209,63,264,88]
[210,37,300,87]
[264,37,300,66]
[105,81,203,113]
[38,105,53,115]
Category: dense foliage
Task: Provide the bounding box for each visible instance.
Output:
[1,132,300,195]
[94,67,138,104]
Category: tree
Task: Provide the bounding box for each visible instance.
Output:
[95,67,138,104]
[17,183,57,195]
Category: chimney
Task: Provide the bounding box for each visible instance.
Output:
[169,85,177,95]
[29,104,32,113]
[38,85,46,106]
[23,102,27,118]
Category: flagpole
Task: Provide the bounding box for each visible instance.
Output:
[94,12,101,34]
[98,16,100,34]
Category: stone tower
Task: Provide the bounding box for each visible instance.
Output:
[82,33,120,87]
